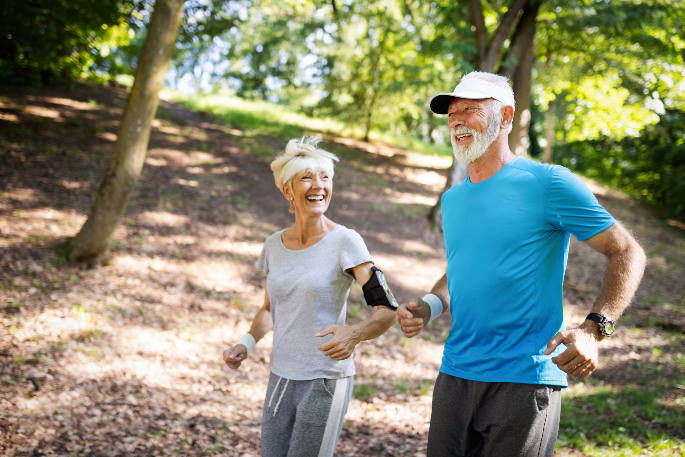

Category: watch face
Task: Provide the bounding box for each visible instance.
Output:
[602,321,615,336]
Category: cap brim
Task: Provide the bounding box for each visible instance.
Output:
[429,90,501,114]
[429,93,456,115]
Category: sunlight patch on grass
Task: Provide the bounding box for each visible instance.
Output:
[0,112,20,122]
[370,251,445,296]
[386,190,437,207]
[347,394,432,432]
[145,156,170,167]
[169,90,348,139]
[23,105,61,119]
[148,147,223,167]
[6,188,40,204]
[41,96,99,111]
[96,131,117,142]
[137,211,191,227]
[200,239,262,258]
[168,90,457,158]
[12,307,93,342]
[559,381,685,457]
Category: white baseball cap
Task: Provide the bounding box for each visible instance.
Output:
[429,71,515,115]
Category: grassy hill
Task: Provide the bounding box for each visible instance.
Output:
[1,83,683,456]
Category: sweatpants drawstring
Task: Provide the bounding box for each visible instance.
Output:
[268,376,281,409]
[273,379,290,416]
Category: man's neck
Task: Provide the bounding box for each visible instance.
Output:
[468,138,516,183]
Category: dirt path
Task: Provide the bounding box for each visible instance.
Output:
[1,84,683,456]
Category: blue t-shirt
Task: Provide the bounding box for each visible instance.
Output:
[440,157,615,386]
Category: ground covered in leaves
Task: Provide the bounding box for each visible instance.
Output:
[1,84,683,456]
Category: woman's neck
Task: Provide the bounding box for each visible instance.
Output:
[284,215,336,248]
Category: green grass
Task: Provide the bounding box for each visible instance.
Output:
[167,90,451,157]
[353,383,377,401]
[558,357,685,456]
[168,90,337,140]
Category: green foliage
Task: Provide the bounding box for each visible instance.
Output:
[535,0,684,144]
[0,0,138,85]
[555,109,685,219]
[3,0,684,218]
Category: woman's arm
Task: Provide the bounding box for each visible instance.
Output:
[315,262,397,360]
[223,287,273,369]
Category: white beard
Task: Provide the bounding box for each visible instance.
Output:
[450,111,502,164]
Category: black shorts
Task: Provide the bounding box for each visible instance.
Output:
[427,372,562,457]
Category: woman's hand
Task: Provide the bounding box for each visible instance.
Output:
[315,325,361,360]
[223,344,248,369]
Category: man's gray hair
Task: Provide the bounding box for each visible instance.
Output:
[490,99,512,134]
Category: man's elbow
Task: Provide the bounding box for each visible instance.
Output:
[617,232,647,279]
[630,238,647,273]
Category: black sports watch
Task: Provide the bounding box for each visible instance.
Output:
[585,313,615,337]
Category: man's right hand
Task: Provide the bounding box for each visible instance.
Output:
[223,344,248,369]
[398,300,428,338]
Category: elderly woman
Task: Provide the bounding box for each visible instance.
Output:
[223,137,397,457]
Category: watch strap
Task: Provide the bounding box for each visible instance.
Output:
[586,312,615,336]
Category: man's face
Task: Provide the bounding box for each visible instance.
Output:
[447,98,502,164]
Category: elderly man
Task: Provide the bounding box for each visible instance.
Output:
[398,71,646,457]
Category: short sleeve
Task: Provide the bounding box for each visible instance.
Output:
[256,240,269,274]
[546,165,615,241]
[339,229,372,273]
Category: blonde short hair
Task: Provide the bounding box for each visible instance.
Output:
[270,137,339,188]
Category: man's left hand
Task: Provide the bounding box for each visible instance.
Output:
[545,326,600,378]
[316,325,360,360]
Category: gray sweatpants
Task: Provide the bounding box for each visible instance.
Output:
[427,372,562,457]
[261,371,354,457]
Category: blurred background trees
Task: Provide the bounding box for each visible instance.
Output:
[1,0,683,220]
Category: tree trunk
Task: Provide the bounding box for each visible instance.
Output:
[67,0,185,265]
[469,0,488,66]
[428,0,530,230]
[479,0,528,72]
[362,86,377,142]
[427,158,467,231]
[507,0,540,156]
[543,98,555,163]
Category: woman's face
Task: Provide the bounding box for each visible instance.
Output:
[286,169,333,217]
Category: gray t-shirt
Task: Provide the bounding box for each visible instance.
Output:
[256,225,371,380]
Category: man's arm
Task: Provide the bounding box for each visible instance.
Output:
[545,223,646,377]
[398,273,450,338]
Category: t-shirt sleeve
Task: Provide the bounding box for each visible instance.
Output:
[256,238,270,274]
[339,229,372,272]
[546,165,615,241]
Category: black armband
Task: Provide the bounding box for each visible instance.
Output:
[362,266,399,310]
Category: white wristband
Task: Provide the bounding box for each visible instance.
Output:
[236,333,256,356]
[422,293,444,323]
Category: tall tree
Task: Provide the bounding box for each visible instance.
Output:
[67,0,185,265]
[428,0,538,229]
[500,0,541,156]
